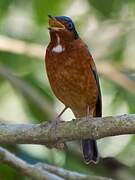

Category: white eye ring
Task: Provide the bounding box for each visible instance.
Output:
[68,22,73,30]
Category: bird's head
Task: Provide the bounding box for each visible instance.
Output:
[48,15,79,42]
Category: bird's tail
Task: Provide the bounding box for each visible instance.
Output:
[82,139,99,164]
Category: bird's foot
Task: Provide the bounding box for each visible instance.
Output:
[49,106,68,149]
[86,105,93,121]
[52,116,61,127]
[50,117,65,149]
[86,115,92,121]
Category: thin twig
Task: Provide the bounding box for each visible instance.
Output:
[98,63,135,96]
[37,163,112,180]
[0,147,111,180]
[0,35,43,59]
[0,147,62,180]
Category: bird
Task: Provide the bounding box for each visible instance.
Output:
[45,15,102,164]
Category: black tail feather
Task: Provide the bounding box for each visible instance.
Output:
[82,139,99,164]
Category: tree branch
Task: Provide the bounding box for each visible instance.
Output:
[36,163,112,180]
[98,63,135,96]
[0,147,62,180]
[0,35,43,59]
[0,114,134,145]
[0,147,110,180]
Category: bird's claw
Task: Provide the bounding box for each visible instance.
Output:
[50,117,65,149]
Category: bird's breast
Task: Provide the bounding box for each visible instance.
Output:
[45,41,98,115]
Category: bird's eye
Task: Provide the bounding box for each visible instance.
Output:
[67,22,73,30]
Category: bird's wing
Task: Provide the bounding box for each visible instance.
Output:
[88,50,102,117]
[92,66,102,117]
[75,40,102,117]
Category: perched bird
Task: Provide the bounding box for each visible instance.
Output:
[45,15,102,164]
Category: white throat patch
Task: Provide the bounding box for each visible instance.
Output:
[52,44,64,53]
[52,34,65,53]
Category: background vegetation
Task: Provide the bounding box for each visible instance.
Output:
[0,0,135,179]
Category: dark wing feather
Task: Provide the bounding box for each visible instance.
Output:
[82,64,101,164]
[92,68,102,117]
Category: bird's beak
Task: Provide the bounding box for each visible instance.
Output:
[48,15,65,30]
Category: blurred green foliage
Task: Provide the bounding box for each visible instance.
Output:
[0,0,135,179]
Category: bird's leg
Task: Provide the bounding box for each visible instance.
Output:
[86,105,90,121]
[50,106,68,149]
[54,106,68,125]
[50,106,68,129]
[86,105,93,121]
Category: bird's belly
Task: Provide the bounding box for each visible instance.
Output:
[47,66,97,114]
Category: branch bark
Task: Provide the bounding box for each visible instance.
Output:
[0,147,110,180]
[0,147,62,180]
[0,114,134,145]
